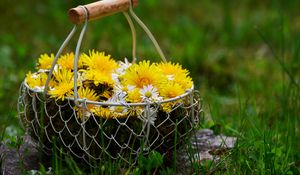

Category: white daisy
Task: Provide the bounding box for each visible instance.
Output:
[33,86,45,92]
[113,84,135,97]
[139,107,157,125]
[111,73,120,84]
[140,85,162,102]
[116,58,132,75]
[107,95,128,114]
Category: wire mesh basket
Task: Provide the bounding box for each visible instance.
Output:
[17,0,201,165]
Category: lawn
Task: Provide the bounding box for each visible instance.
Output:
[0,0,299,174]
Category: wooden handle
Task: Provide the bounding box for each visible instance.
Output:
[68,0,138,24]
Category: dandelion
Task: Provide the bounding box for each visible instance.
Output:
[77,87,99,102]
[36,53,54,70]
[92,106,113,119]
[85,69,115,86]
[159,82,185,99]
[126,88,142,103]
[25,72,48,91]
[157,62,193,89]
[122,60,165,88]
[49,69,74,101]
[75,87,99,119]
[161,102,177,113]
[57,52,73,70]
[82,50,118,74]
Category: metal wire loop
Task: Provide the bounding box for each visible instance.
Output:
[73,5,88,107]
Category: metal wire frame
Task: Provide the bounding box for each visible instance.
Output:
[18,82,200,166]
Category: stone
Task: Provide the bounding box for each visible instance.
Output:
[0,134,50,175]
[175,129,237,174]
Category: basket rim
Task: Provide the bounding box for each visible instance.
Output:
[23,81,194,107]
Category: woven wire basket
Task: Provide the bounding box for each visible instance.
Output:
[17,0,201,165]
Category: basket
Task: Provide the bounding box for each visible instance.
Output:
[17,0,201,165]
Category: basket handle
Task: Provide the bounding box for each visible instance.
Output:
[69,0,138,24]
[44,0,167,104]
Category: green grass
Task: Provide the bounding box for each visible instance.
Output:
[1,0,300,174]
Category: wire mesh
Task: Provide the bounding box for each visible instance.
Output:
[18,81,200,165]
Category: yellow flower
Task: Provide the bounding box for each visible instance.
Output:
[36,53,54,70]
[82,50,118,74]
[25,72,48,90]
[101,90,113,100]
[92,106,113,119]
[122,60,165,88]
[75,87,99,119]
[57,52,71,70]
[157,62,193,90]
[161,102,175,113]
[126,88,142,103]
[77,87,99,102]
[157,62,188,77]
[176,74,193,90]
[127,107,143,117]
[85,69,114,86]
[49,69,74,101]
[159,82,185,99]
[57,52,85,70]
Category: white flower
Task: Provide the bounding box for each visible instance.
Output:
[111,73,120,84]
[113,84,135,98]
[107,95,128,114]
[33,86,45,92]
[31,72,39,79]
[140,85,162,102]
[116,58,132,75]
[139,107,157,125]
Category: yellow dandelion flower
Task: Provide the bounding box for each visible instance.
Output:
[82,50,118,74]
[75,87,99,119]
[57,52,85,70]
[49,82,73,101]
[101,90,113,100]
[85,69,114,86]
[127,107,143,117]
[25,72,48,90]
[157,62,193,90]
[126,88,142,103]
[173,74,193,90]
[156,62,188,77]
[122,60,165,88]
[53,68,73,83]
[36,53,54,70]
[49,69,74,101]
[58,52,72,70]
[78,87,99,102]
[159,82,185,99]
[161,100,182,113]
[92,106,113,119]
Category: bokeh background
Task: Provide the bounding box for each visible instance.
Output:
[0,0,300,173]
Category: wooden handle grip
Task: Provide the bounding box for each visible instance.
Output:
[69,0,138,24]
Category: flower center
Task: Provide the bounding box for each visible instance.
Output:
[139,77,150,87]
[145,91,152,98]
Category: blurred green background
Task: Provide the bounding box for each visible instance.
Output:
[0,0,300,174]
